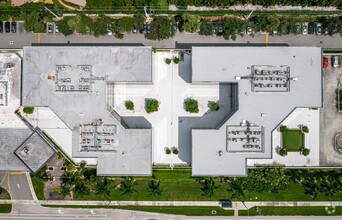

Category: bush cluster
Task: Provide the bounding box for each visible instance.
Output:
[125,100,134,110]
[145,99,159,113]
[23,107,34,114]
[185,99,199,113]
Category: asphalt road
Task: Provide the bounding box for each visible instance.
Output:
[0,172,34,200]
[0,31,341,49]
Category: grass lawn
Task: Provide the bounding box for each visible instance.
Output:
[43,205,234,216]
[282,129,304,151]
[0,204,11,213]
[74,170,342,202]
[239,206,342,216]
[30,174,45,200]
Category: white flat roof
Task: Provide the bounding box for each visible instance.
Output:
[192,47,322,176]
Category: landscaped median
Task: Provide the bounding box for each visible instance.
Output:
[239,206,342,216]
[42,205,234,216]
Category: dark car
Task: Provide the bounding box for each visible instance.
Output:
[178,22,184,32]
[308,22,315,35]
[11,21,16,33]
[0,21,3,33]
[174,22,178,32]
[5,22,10,33]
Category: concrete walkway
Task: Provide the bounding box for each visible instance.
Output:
[1,199,342,208]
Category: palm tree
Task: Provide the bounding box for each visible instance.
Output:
[95,177,111,200]
[58,183,71,198]
[74,181,89,198]
[148,176,163,196]
[119,177,137,196]
[301,177,321,200]
[226,177,246,202]
[198,177,219,198]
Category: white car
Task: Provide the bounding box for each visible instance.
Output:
[332,56,340,68]
[55,24,59,34]
[302,23,308,35]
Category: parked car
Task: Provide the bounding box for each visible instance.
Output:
[11,21,16,33]
[308,22,315,35]
[212,22,217,34]
[106,24,112,36]
[332,56,340,68]
[47,23,53,34]
[246,26,253,35]
[0,21,3,33]
[145,22,151,34]
[315,22,322,35]
[55,24,59,34]
[132,27,138,34]
[323,57,329,69]
[302,23,308,35]
[178,23,184,32]
[4,22,10,33]
[174,22,178,32]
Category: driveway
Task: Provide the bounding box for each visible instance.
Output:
[320,56,342,166]
[0,172,34,200]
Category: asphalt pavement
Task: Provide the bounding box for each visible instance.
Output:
[0,172,34,200]
[0,31,341,49]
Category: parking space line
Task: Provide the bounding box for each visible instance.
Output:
[9,172,25,175]
[0,172,8,186]
[7,172,10,193]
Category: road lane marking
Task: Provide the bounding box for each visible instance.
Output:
[266,33,269,46]
[0,172,8,185]
[38,33,40,45]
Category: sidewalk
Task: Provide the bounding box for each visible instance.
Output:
[1,199,342,208]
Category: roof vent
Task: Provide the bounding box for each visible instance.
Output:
[218,150,223,156]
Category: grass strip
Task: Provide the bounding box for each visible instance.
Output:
[239,206,342,216]
[30,174,46,200]
[0,204,12,213]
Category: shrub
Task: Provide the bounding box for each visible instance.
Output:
[279,147,287,157]
[125,100,134,110]
[172,148,179,154]
[23,107,34,114]
[302,148,310,156]
[185,98,199,113]
[165,148,171,154]
[165,58,172,65]
[173,57,180,64]
[280,125,287,133]
[302,126,309,133]
[210,102,220,111]
[145,99,159,113]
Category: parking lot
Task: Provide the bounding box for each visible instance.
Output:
[320,54,342,166]
[0,21,25,34]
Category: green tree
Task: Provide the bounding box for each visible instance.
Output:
[119,177,137,196]
[58,183,71,198]
[198,177,219,198]
[183,13,199,33]
[301,177,321,200]
[67,14,93,35]
[145,99,159,113]
[74,181,89,198]
[185,98,199,113]
[23,107,34,114]
[95,177,111,200]
[118,17,134,32]
[148,16,175,41]
[226,178,246,202]
[200,20,213,36]
[148,175,163,196]
[56,17,73,36]
[125,100,134,110]
[93,15,110,37]
[209,102,220,111]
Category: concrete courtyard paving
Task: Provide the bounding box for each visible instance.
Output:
[113,51,219,164]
